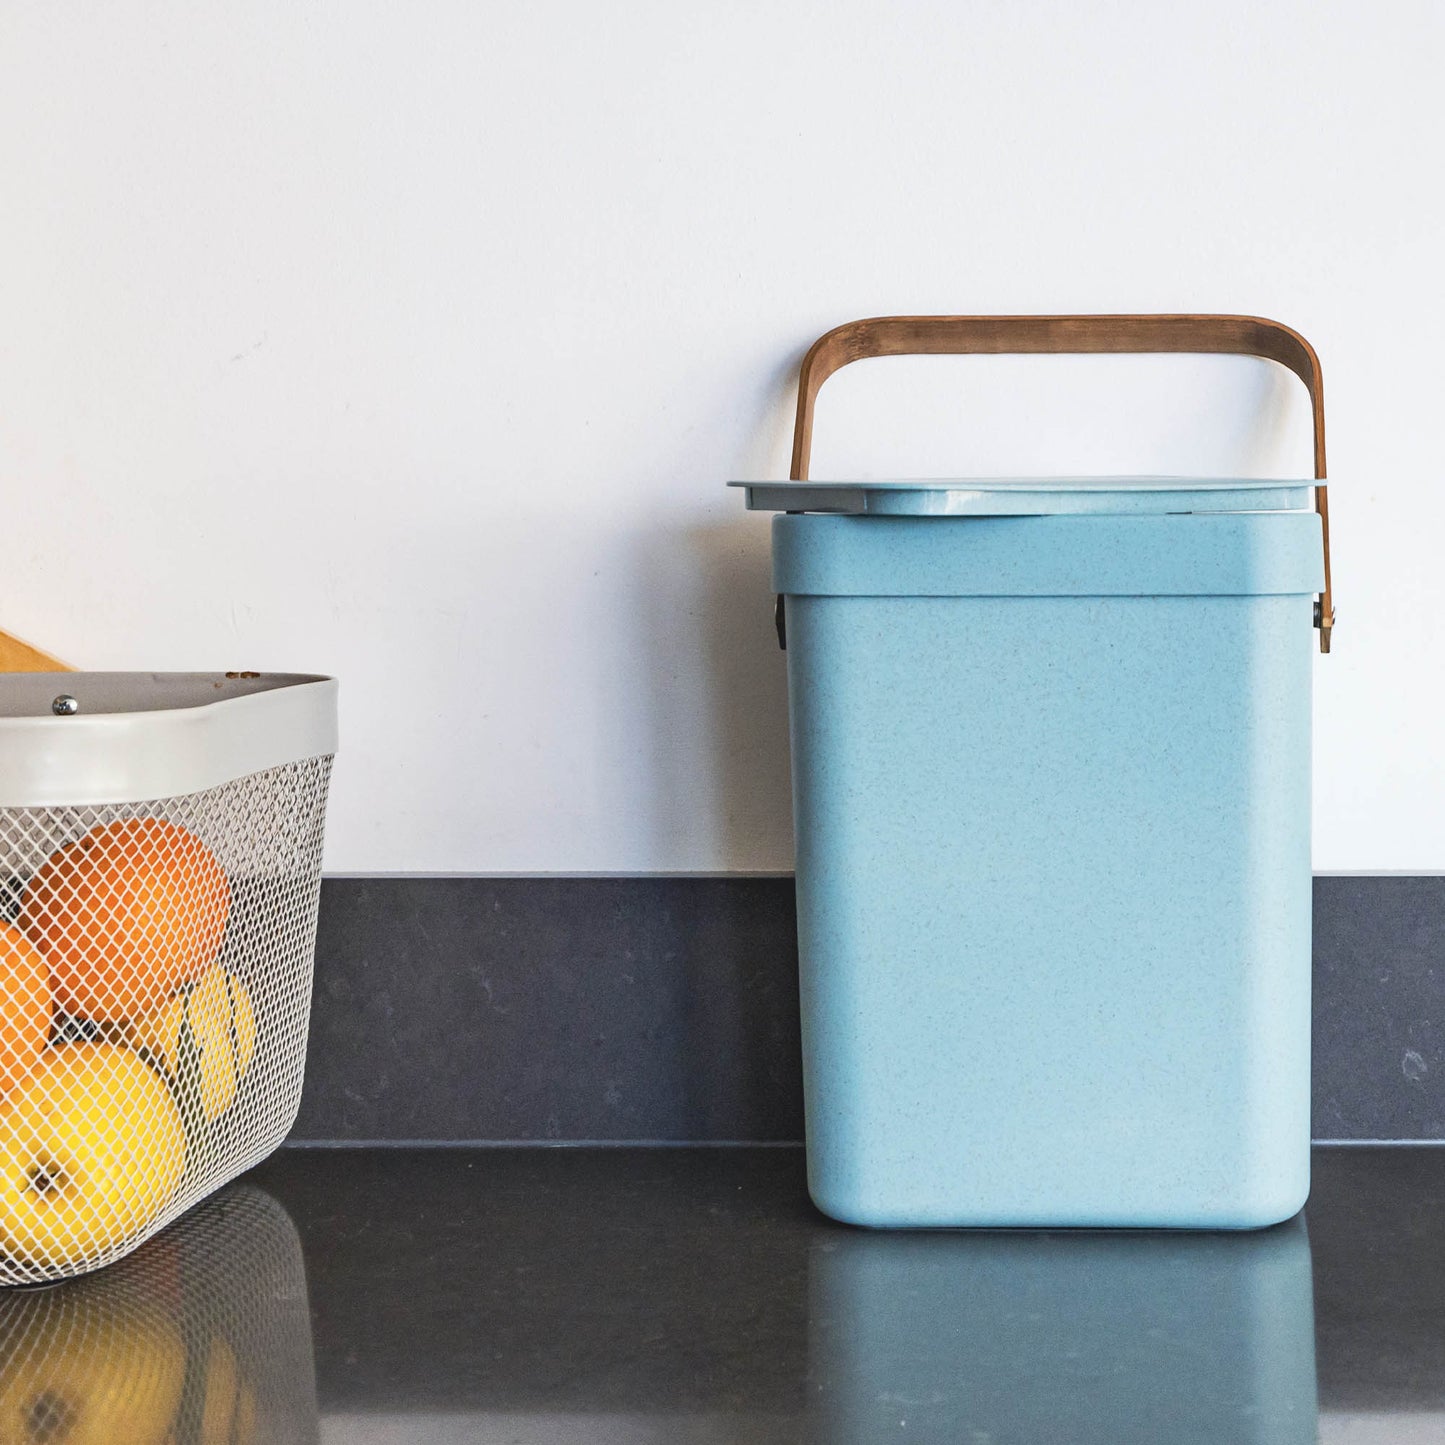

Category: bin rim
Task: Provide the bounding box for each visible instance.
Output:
[0,672,337,808]
[730,476,1317,517]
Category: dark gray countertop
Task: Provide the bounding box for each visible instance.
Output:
[1,1145,1438,1442]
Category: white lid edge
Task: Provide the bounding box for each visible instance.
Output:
[731,478,1316,516]
[0,677,338,808]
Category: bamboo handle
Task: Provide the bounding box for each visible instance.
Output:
[791,314,1334,652]
[0,630,73,672]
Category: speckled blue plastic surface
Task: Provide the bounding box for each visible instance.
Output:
[767,499,1324,1229]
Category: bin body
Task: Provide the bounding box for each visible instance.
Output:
[773,504,1323,1229]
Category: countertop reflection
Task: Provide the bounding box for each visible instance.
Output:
[0,1183,317,1442]
[3,1146,1441,1442]
[810,1221,1316,1442]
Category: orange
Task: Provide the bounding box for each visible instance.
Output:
[22,819,231,1025]
[0,923,51,1098]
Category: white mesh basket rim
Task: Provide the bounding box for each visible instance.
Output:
[0,674,337,808]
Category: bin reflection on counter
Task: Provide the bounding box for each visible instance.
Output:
[0,1184,317,1444]
[808,1217,1317,1444]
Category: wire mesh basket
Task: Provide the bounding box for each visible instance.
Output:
[0,673,337,1283]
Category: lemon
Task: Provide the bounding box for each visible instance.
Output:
[0,1043,185,1272]
[129,967,258,1126]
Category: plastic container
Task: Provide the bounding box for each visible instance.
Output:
[0,672,336,1281]
[734,314,1333,1229]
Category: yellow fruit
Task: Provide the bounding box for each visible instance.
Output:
[0,1258,185,1444]
[129,967,258,1125]
[194,1334,258,1444]
[0,1043,185,1272]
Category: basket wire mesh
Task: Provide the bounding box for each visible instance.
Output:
[0,757,332,1284]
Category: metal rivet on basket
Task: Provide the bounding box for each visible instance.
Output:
[51,694,79,716]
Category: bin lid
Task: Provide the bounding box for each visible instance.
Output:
[729,476,1314,516]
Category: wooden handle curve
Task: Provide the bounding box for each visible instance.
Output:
[791,314,1333,651]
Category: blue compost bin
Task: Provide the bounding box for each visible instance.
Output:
[734,314,1334,1229]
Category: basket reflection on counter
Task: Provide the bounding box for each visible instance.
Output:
[0,1183,318,1444]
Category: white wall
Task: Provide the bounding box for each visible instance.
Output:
[0,0,1435,873]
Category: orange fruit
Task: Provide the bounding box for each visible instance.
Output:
[21,820,231,1025]
[0,923,51,1098]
